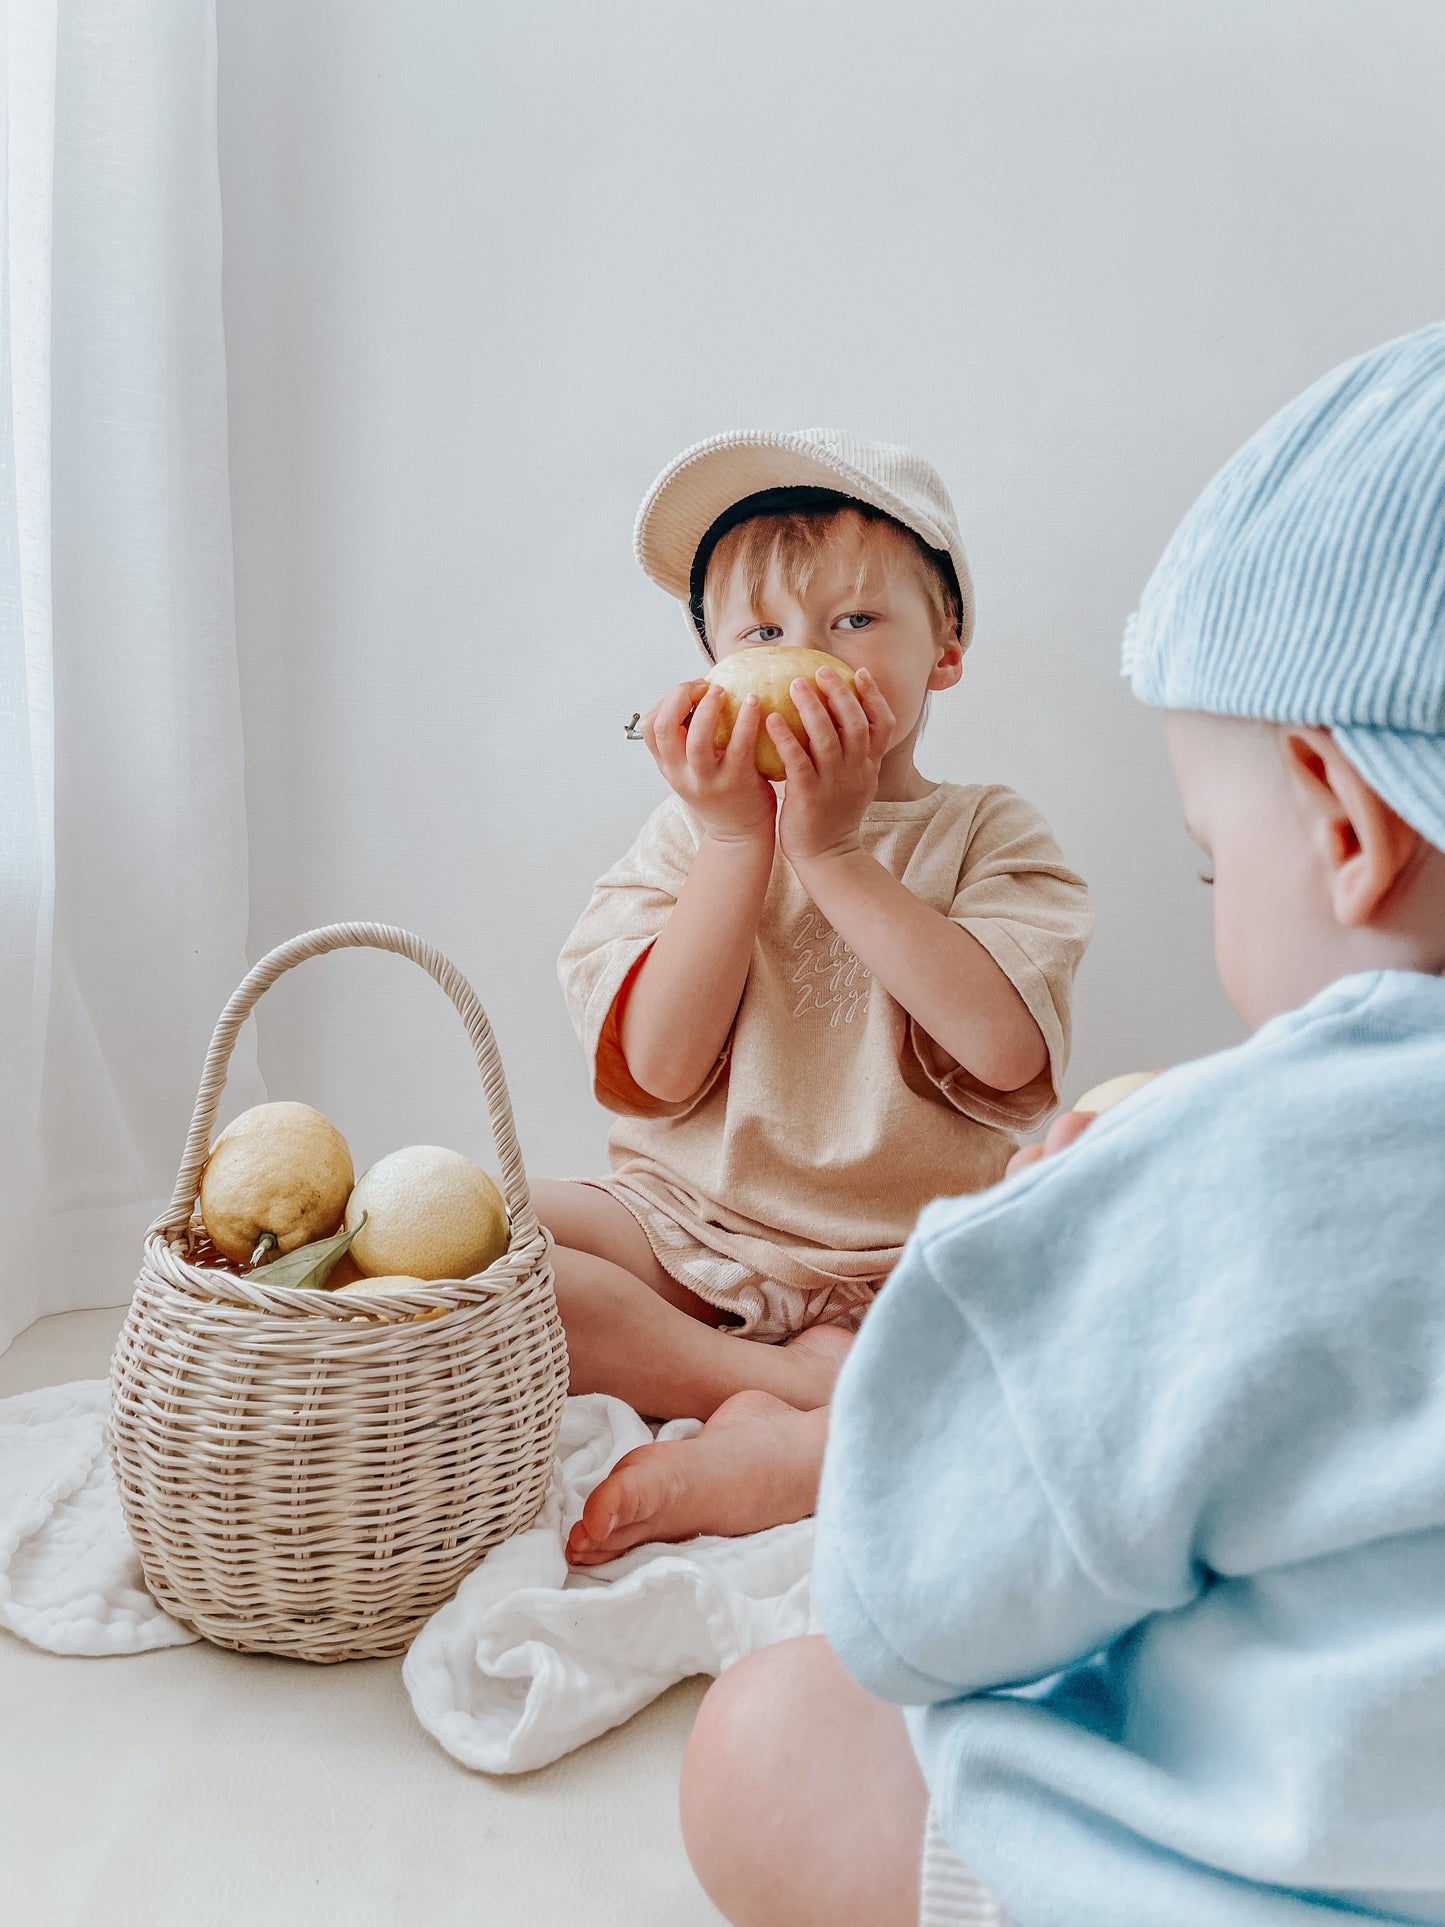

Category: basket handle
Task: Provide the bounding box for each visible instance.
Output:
[157,923,540,1254]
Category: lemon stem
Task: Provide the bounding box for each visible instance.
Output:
[250,1232,279,1268]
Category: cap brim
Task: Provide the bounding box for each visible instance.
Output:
[634,430,974,654]
[637,437,905,598]
[1334,724,1445,851]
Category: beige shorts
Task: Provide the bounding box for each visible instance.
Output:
[586,1178,879,1342]
[919,1805,1009,1926]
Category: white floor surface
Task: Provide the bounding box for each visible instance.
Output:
[0,1307,724,1927]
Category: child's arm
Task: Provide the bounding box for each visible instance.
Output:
[618,680,776,1103]
[765,670,1048,1093]
[793,852,1047,1092]
[812,1213,1158,1708]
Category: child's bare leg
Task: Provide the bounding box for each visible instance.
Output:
[550,1249,849,1418]
[681,1634,928,1927]
[530,1179,731,1321]
[567,1394,828,1565]
[531,1180,850,1420]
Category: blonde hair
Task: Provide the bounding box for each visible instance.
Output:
[701,505,958,650]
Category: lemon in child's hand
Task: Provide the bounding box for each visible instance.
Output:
[705,647,858,780]
[1072,1071,1158,1117]
[344,1146,509,1280]
[198,1100,354,1266]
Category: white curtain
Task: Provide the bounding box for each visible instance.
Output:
[1,0,260,1352]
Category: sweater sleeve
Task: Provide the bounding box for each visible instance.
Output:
[817,978,1445,1707]
[813,1230,1159,1704]
[557,799,730,1120]
[906,788,1094,1135]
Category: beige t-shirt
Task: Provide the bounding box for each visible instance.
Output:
[558,783,1093,1296]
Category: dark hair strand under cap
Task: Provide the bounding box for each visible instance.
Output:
[687,486,964,653]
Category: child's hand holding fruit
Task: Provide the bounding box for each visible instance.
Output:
[632,646,896,865]
[634,677,777,846]
[762,659,897,867]
[1005,1071,1161,1179]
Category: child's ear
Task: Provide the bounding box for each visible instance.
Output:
[927,635,964,692]
[1280,727,1421,928]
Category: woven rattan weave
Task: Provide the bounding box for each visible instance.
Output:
[108,923,569,1662]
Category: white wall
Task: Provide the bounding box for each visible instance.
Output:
[216,0,1445,1185]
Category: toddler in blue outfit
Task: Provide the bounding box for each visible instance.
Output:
[678,323,1445,1927]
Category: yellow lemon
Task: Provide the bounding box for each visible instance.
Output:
[334,1273,423,1294]
[1072,1071,1159,1117]
[333,1273,447,1324]
[344,1146,509,1281]
[198,1100,353,1266]
[706,646,858,780]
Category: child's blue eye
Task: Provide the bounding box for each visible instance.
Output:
[838,613,873,631]
[746,625,784,643]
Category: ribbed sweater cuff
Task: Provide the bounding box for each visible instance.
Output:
[919,1806,1009,1925]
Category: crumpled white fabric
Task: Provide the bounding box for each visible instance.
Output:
[0,1382,814,1770]
[0,1380,197,1654]
[403,1394,816,1773]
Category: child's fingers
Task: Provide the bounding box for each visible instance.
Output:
[645,684,693,775]
[722,692,764,772]
[1006,1110,1093,1181]
[765,709,813,780]
[815,665,870,759]
[651,681,710,781]
[638,704,671,768]
[853,668,896,757]
[652,680,701,745]
[791,676,841,765]
[1043,1110,1095,1156]
[678,679,713,733]
[684,684,727,773]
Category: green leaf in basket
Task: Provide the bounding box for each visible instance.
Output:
[248,1215,367,1291]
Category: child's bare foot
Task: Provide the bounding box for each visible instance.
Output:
[774,1320,853,1409]
[565,1390,829,1567]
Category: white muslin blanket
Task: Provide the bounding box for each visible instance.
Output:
[0,1381,814,1772]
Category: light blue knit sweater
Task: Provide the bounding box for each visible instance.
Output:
[814,969,1445,1925]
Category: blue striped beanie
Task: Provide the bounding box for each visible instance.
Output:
[1123,322,1445,848]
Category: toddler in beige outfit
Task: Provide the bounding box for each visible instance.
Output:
[562,782,1084,1339]
[539,430,1092,1566]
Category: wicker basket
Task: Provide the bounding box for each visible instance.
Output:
[108,922,569,1663]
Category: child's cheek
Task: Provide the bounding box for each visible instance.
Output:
[1211,862,1299,1030]
[871,666,916,735]
[905,686,934,738]
[1211,891,1254,1026]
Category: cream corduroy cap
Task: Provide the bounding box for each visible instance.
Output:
[634,429,976,661]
